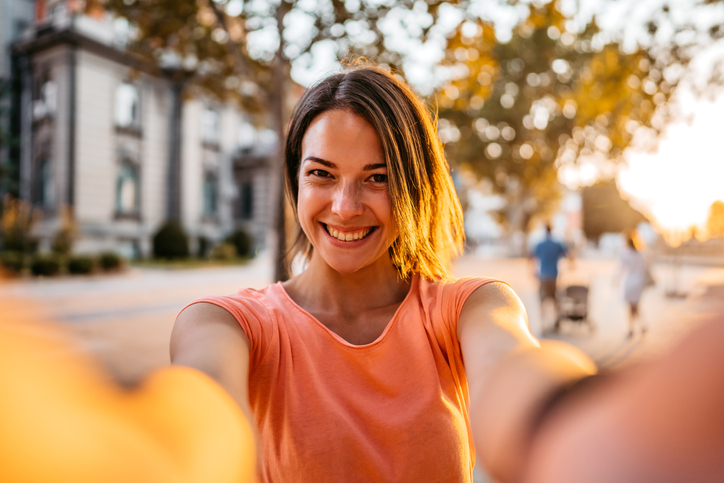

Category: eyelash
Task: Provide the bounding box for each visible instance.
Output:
[306,170,388,184]
[308,169,331,178]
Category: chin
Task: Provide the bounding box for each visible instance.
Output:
[323,259,368,275]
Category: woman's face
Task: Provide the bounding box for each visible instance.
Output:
[297,109,398,275]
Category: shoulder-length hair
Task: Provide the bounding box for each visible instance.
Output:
[284,66,464,281]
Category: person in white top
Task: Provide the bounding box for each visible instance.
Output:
[619,236,649,337]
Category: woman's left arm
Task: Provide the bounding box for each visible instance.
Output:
[458,282,596,483]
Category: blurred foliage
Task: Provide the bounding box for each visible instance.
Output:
[98,251,125,271]
[209,241,237,260]
[581,180,647,243]
[29,253,63,277]
[153,220,190,259]
[67,255,95,275]
[436,0,711,235]
[225,227,253,258]
[1,196,39,254]
[706,200,724,238]
[0,250,26,275]
[102,0,459,111]
[51,205,78,256]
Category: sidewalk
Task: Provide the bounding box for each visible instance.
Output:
[454,254,724,370]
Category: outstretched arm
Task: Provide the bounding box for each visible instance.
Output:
[171,303,259,464]
[458,282,596,482]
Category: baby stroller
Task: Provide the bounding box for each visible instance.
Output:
[555,285,594,332]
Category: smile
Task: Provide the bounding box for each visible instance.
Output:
[322,223,375,242]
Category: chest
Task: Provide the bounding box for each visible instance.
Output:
[311,306,399,346]
[248,313,472,482]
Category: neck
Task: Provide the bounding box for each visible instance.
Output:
[285,254,411,315]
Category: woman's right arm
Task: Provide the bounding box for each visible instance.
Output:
[170,303,255,430]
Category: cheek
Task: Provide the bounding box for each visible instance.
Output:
[296,188,320,231]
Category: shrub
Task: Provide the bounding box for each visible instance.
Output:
[98,252,123,271]
[153,220,189,259]
[209,242,237,260]
[68,255,94,274]
[1,196,39,254]
[30,254,62,277]
[0,250,25,274]
[51,206,77,256]
[225,228,253,258]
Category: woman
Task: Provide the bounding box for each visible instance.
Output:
[171,66,594,482]
[619,236,650,338]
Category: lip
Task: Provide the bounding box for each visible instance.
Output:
[320,222,377,246]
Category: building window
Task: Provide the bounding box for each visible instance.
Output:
[115,83,140,130]
[203,174,218,217]
[238,122,256,154]
[36,157,55,210]
[202,108,219,145]
[116,162,140,215]
[238,181,253,220]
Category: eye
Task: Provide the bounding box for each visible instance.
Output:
[308,169,332,179]
[369,173,388,183]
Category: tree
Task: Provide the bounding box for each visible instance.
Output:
[103,0,462,280]
[706,200,724,238]
[436,0,723,250]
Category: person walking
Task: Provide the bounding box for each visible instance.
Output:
[531,224,569,331]
[619,235,651,338]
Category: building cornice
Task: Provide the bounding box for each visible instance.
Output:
[12,27,169,79]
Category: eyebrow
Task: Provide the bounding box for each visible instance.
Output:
[303,156,386,171]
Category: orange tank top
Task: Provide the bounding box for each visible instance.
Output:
[190,275,493,482]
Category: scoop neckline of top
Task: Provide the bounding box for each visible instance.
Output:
[274,274,419,349]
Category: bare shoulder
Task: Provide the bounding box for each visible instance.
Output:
[172,302,249,350]
[171,303,250,387]
[458,281,530,338]
[173,302,243,335]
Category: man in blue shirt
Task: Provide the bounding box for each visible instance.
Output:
[531,224,568,331]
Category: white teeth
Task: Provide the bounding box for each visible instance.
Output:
[326,225,371,242]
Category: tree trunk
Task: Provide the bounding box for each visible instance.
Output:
[271,5,292,282]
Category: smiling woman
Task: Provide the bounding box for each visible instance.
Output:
[293,109,397,276]
[171,65,597,483]
[284,67,465,281]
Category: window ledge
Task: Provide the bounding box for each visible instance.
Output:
[115,125,143,138]
[114,211,142,221]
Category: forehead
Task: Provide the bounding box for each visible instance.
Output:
[301,109,384,167]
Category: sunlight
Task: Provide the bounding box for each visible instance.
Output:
[618,93,724,233]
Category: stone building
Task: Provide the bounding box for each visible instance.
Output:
[7,0,275,258]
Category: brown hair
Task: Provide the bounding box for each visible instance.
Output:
[284,66,464,281]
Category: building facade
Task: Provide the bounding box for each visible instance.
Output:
[9,0,275,258]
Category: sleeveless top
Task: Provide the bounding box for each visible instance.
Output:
[188,275,493,482]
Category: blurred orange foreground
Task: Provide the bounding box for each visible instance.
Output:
[0,293,256,483]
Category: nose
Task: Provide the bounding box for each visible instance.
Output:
[331,182,363,221]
